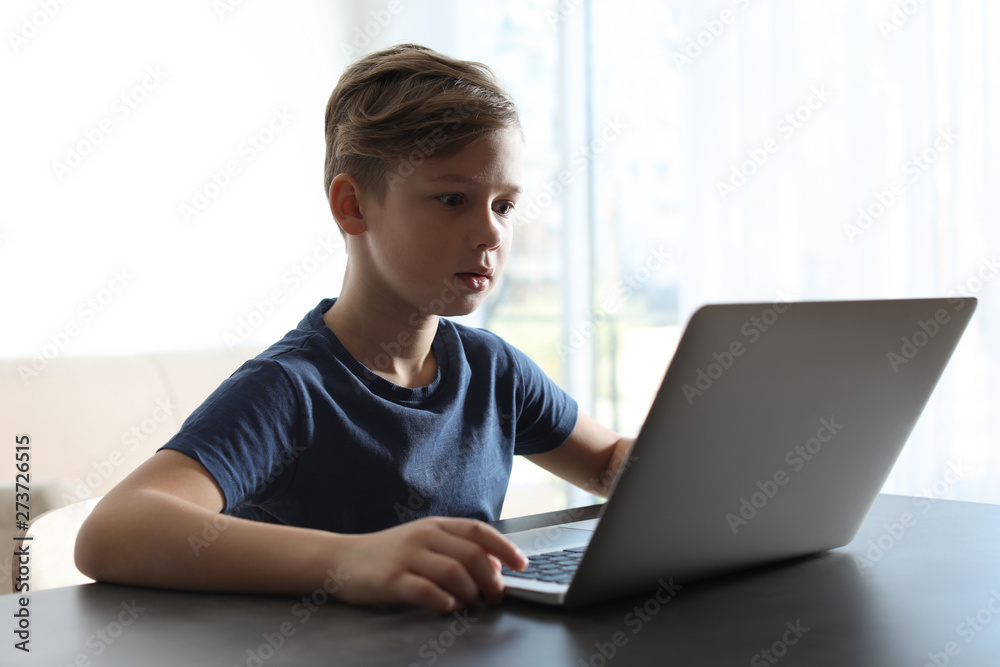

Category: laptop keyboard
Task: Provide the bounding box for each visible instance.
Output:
[501,546,586,585]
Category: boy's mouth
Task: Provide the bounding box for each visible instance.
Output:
[455,269,493,292]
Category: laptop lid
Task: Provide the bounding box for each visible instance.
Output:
[508,298,976,607]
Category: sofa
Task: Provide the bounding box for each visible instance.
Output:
[2,344,574,592]
[1,347,261,591]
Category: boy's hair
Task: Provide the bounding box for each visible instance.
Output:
[323,43,521,204]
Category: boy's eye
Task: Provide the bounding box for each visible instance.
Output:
[494,201,515,216]
[437,194,464,207]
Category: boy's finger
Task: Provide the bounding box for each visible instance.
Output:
[439,519,528,570]
[410,552,481,607]
[420,531,507,604]
[394,572,459,614]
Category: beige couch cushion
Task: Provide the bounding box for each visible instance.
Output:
[0,348,261,591]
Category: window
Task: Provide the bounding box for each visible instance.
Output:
[364,0,1000,510]
[4,0,996,513]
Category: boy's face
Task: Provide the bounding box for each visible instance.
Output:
[357,128,523,319]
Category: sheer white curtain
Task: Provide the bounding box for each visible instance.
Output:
[3,0,995,506]
[308,0,1000,505]
[663,0,999,502]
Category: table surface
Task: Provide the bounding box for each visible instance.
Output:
[3,494,999,666]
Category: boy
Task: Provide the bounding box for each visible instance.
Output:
[76,44,634,614]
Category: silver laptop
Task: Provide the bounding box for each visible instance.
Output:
[501,298,977,606]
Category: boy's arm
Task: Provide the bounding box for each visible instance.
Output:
[524,412,635,497]
[75,450,527,613]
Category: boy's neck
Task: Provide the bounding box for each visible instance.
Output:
[322,292,439,389]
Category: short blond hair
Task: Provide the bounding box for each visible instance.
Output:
[323,44,520,201]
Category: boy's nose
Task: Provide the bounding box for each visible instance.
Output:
[473,208,504,251]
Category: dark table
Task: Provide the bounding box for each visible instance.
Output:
[3,494,999,666]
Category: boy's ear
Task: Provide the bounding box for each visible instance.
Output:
[329,173,367,235]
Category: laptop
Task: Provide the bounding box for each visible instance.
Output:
[501,297,977,606]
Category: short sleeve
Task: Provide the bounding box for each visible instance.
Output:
[158,359,305,512]
[508,346,579,456]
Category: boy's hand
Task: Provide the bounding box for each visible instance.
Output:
[332,517,528,613]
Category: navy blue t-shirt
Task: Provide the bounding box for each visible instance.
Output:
[160,298,578,534]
